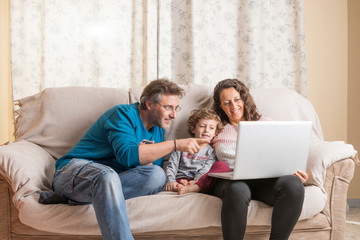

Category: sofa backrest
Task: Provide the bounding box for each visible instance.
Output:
[14,85,323,160]
[251,88,323,140]
[15,86,129,159]
[130,85,324,141]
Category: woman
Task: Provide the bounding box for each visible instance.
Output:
[211,79,308,240]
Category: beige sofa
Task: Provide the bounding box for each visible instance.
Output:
[0,84,357,240]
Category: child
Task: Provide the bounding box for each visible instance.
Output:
[164,108,230,195]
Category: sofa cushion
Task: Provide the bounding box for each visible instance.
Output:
[250,88,324,140]
[14,87,129,159]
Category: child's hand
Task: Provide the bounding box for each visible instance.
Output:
[179,179,190,186]
[294,170,308,183]
[179,179,197,186]
[164,182,179,192]
[188,180,198,186]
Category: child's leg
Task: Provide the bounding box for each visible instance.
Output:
[196,161,230,193]
[178,183,201,195]
[175,177,201,194]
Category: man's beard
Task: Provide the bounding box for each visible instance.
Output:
[153,118,164,128]
[152,117,173,129]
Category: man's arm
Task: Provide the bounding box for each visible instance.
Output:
[138,138,210,165]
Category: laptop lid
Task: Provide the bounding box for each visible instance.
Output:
[231,121,312,180]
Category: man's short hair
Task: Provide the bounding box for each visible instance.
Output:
[139,78,185,110]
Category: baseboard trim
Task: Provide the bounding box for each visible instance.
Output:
[347,199,360,208]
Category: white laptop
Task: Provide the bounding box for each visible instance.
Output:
[209,121,312,180]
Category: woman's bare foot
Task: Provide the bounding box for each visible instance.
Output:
[178,184,201,195]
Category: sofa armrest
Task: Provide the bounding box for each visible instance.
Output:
[0,140,55,208]
[0,140,55,240]
[306,139,357,193]
[322,158,355,240]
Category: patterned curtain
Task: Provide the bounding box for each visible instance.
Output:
[10,0,159,100]
[167,0,306,95]
[10,0,306,100]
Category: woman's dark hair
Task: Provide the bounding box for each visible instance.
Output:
[139,78,185,110]
[213,79,261,123]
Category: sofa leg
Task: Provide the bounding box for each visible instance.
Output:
[0,178,11,240]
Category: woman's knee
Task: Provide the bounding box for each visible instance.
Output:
[277,175,305,200]
[225,181,251,205]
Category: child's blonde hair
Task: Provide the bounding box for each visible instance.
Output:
[187,108,224,137]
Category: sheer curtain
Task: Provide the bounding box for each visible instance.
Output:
[10,0,160,100]
[167,0,307,94]
[10,0,306,100]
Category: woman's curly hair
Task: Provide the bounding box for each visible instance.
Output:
[187,108,224,137]
[213,79,261,124]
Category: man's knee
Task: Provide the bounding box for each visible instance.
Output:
[95,169,122,195]
[141,165,166,192]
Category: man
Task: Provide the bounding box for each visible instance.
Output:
[40,79,209,240]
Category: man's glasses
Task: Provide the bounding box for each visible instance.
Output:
[155,102,182,112]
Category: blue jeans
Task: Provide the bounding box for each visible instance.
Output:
[52,159,166,240]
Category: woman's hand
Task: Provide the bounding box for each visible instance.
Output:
[294,170,308,183]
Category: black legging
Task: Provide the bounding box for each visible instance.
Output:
[210,175,305,240]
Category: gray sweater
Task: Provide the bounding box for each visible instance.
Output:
[165,144,217,183]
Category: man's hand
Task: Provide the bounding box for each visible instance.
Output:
[176,138,210,155]
[138,138,210,165]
